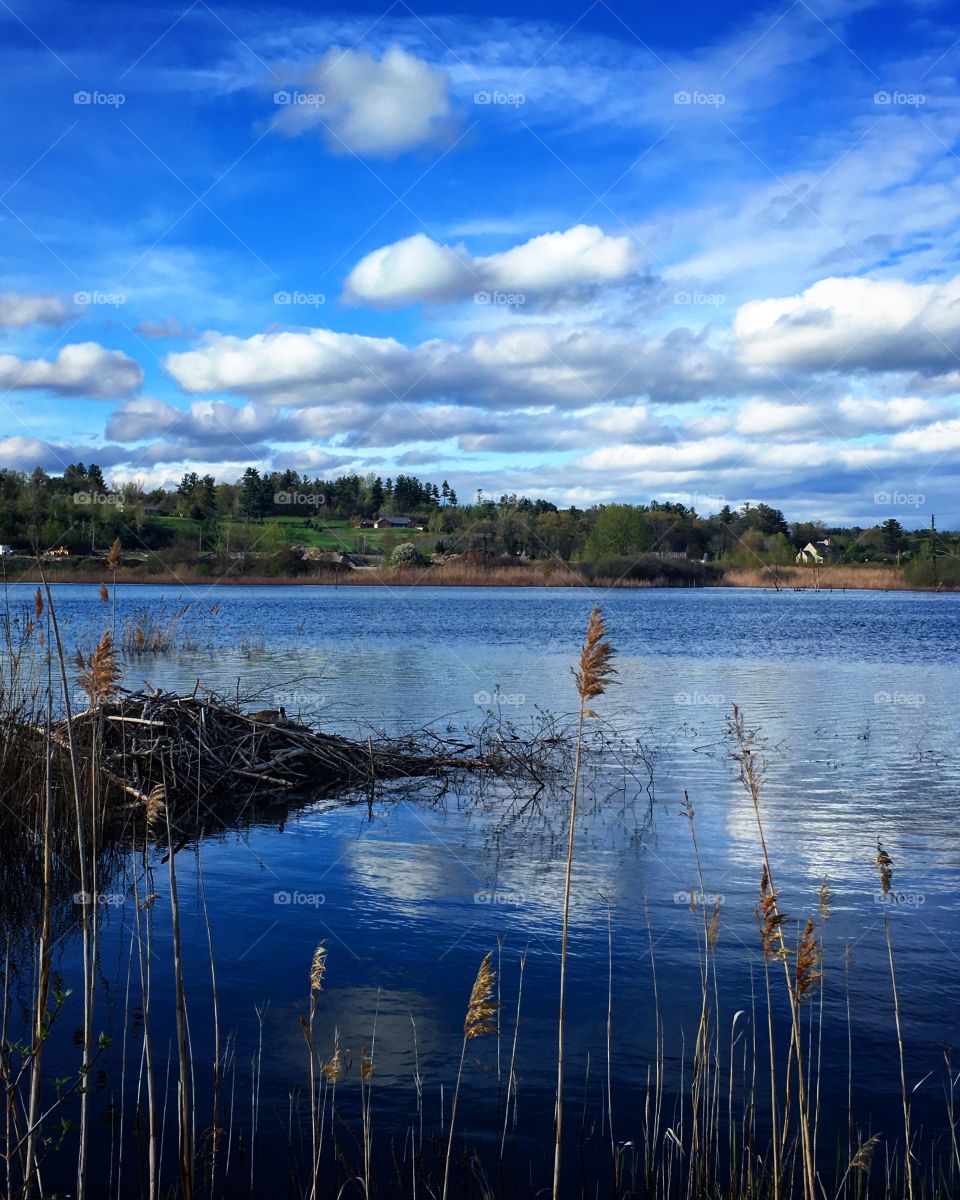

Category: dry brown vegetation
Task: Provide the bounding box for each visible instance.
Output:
[720,564,918,590]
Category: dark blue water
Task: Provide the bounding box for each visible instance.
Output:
[3,584,959,1195]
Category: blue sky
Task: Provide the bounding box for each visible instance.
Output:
[2,0,960,523]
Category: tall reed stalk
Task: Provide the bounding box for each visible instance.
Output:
[40,575,94,1200]
[23,664,54,1194]
[876,841,914,1200]
[163,778,193,1200]
[730,705,817,1200]
[304,944,326,1200]
[442,951,498,1200]
[552,605,616,1200]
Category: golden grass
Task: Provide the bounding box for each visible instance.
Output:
[721,564,919,590]
[75,630,121,707]
[464,951,499,1041]
[574,605,618,703]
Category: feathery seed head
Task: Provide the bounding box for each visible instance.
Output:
[818,876,831,924]
[322,1046,342,1084]
[574,606,617,706]
[464,951,498,1041]
[310,944,327,994]
[851,1133,881,1174]
[756,864,789,961]
[145,784,166,826]
[76,630,121,707]
[707,897,721,949]
[796,918,822,1000]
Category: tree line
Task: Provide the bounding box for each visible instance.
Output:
[0,463,953,582]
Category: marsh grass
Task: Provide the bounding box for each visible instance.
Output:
[119,600,221,655]
[721,565,918,591]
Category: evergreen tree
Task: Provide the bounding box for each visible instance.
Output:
[240,467,266,522]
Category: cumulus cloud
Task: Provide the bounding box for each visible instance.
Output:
[735,399,818,437]
[274,45,455,157]
[836,395,944,431]
[164,323,741,410]
[0,292,72,328]
[0,343,142,397]
[0,436,132,473]
[342,224,641,307]
[106,397,293,458]
[343,235,474,307]
[735,275,960,374]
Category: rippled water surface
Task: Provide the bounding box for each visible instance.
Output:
[3,583,959,1193]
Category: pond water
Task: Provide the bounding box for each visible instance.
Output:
[2,583,959,1196]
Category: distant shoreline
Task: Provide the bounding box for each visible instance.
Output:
[1,562,953,592]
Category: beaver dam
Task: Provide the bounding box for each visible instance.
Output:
[43,688,570,825]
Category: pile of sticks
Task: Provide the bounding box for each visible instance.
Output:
[52,689,559,819]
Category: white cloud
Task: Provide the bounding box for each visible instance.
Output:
[0,292,72,328]
[836,395,943,431]
[0,436,133,473]
[343,234,474,306]
[343,224,640,307]
[891,417,960,454]
[734,399,818,436]
[0,343,143,397]
[164,322,740,410]
[579,436,741,474]
[735,275,960,373]
[106,397,290,458]
[274,45,454,157]
[166,328,412,399]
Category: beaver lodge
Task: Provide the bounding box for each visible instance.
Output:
[47,687,565,826]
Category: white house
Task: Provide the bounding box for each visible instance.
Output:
[795,538,842,565]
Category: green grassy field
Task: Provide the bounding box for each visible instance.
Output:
[147,515,422,554]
